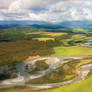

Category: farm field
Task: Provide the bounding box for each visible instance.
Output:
[52,46,92,56]
[44,33,67,37]
[26,32,67,38]
[34,37,54,41]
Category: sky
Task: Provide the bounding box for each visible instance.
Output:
[0,0,92,23]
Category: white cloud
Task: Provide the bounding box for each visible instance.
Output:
[0,0,92,22]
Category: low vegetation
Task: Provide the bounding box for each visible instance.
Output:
[0,73,17,81]
[87,69,92,78]
[0,86,34,92]
[0,31,73,66]
[31,60,49,74]
[27,57,92,84]
[0,40,54,66]
[0,29,92,67]
[27,59,79,84]
[39,77,92,92]
[52,46,92,56]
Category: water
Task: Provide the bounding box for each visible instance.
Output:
[16,62,30,81]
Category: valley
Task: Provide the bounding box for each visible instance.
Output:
[0,25,92,92]
[0,0,92,91]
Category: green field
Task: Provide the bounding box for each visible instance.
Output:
[26,32,67,39]
[46,33,67,37]
[39,77,92,92]
[52,46,92,56]
[72,28,89,33]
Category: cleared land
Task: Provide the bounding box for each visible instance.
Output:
[34,38,54,41]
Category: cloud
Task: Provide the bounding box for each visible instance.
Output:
[0,0,92,22]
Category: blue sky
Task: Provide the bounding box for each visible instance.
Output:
[0,0,92,22]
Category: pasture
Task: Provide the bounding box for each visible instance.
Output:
[52,46,92,56]
[39,77,92,92]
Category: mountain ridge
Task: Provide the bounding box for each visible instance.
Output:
[0,20,92,30]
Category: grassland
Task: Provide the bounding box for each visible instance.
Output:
[0,40,54,66]
[72,28,89,33]
[52,46,92,56]
[87,69,92,78]
[32,32,66,41]
[31,60,49,74]
[45,33,67,37]
[26,32,67,39]
[71,34,86,40]
[34,38,54,41]
[39,77,92,92]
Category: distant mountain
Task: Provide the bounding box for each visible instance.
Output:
[0,24,18,30]
[0,20,92,30]
[0,20,50,25]
[0,20,51,29]
[59,20,92,30]
[0,20,66,30]
[0,22,71,33]
[30,24,66,29]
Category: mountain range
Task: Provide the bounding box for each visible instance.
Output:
[0,20,92,30]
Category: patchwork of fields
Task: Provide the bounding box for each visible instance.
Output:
[0,30,92,92]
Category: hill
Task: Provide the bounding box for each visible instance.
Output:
[60,20,92,30]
